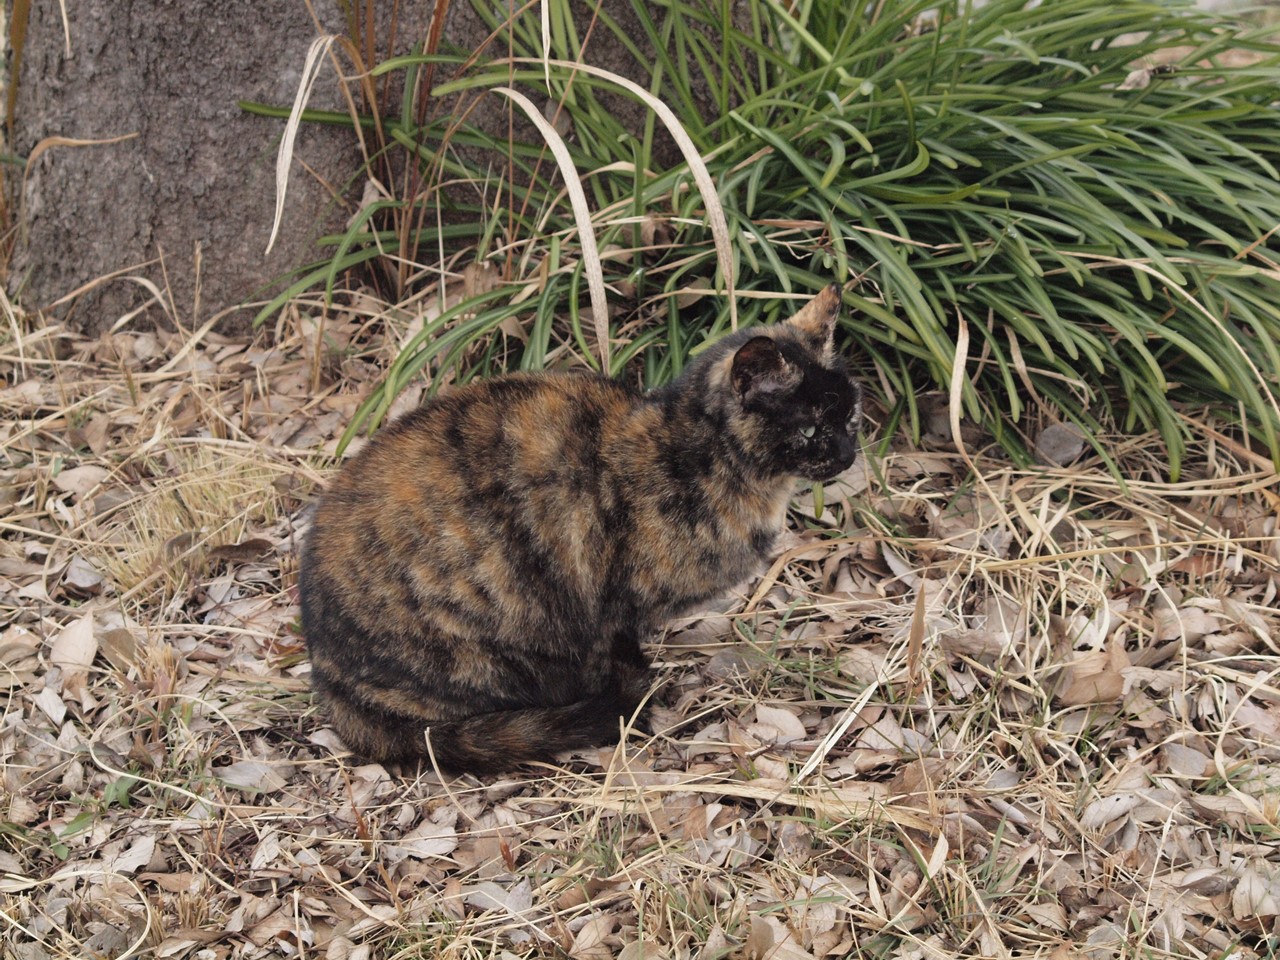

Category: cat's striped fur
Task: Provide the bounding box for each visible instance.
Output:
[300,284,862,773]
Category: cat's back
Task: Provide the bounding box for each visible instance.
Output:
[320,371,641,503]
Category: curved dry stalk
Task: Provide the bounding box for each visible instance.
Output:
[266,33,339,256]
[493,84,612,373]
[514,57,738,330]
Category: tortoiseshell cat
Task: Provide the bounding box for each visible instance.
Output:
[300,284,862,773]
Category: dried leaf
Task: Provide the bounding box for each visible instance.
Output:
[1232,863,1280,925]
[51,464,110,497]
[98,628,142,673]
[1035,421,1086,466]
[1177,869,1238,896]
[108,834,157,874]
[619,941,668,960]
[32,685,66,725]
[1021,902,1068,931]
[69,412,111,456]
[7,794,39,826]
[1233,700,1280,741]
[742,914,774,960]
[61,555,104,597]
[1080,794,1142,832]
[250,829,283,871]
[753,915,818,959]
[139,871,202,893]
[569,914,616,960]
[387,808,459,861]
[1153,604,1220,642]
[752,704,807,743]
[1162,743,1211,779]
[216,760,288,794]
[462,878,533,915]
[1057,640,1129,705]
[49,614,96,703]
[1187,793,1265,833]
[1118,67,1153,90]
[922,832,949,880]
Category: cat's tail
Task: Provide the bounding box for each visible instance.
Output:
[422,696,647,774]
[326,684,650,774]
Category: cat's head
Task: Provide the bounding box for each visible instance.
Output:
[712,284,863,482]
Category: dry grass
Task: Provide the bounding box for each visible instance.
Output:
[2,284,1279,960]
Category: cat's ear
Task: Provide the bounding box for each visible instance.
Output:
[731,336,800,400]
[785,283,841,357]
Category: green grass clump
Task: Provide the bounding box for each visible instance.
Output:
[249,0,1280,473]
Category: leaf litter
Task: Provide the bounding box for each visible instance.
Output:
[2,290,1279,959]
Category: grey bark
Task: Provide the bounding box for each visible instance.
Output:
[11,0,366,334]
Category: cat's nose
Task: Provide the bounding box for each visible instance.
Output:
[835,433,858,467]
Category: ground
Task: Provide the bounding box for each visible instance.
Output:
[2,296,1279,959]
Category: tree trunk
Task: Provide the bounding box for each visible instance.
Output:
[10,0,372,333]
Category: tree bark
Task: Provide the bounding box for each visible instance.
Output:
[9,0,373,333]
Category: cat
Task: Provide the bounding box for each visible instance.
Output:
[299,283,862,773]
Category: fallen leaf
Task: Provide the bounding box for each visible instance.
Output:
[108,834,157,874]
[618,941,668,960]
[49,614,97,703]
[1080,794,1142,832]
[81,926,132,958]
[157,937,212,958]
[1177,870,1238,896]
[7,794,39,826]
[61,555,104,597]
[1118,67,1153,91]
[250,829,283,871]
[1057,640,1129,706]
[1232,863,1280,927]
[752,704,807,743]
[216,760,288,794]
[387,807,459,861]
[51,464,110,498]
[461,878,533,915]
[569,913,616,960]
[1036,421,1087,466]
[1233,701,1280,741]
[69,412,112,456]
[1021,902,1068,931]
[1153,604,1220,643]
[1187,793,1263,833]
[32,685,66,725]
[1162,743,1211,779]
[248,906,309,949]
[754,915,818,959]
[98,628,142,673]
[742,914,774,960]
[139,871,202,893]
[705,648,763,680]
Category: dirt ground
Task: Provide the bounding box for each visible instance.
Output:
[2,298,1279,958]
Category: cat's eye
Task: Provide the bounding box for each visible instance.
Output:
[799,425,816,439]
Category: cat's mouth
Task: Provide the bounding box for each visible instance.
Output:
[807,452,858,483]
[806,433,860,482]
